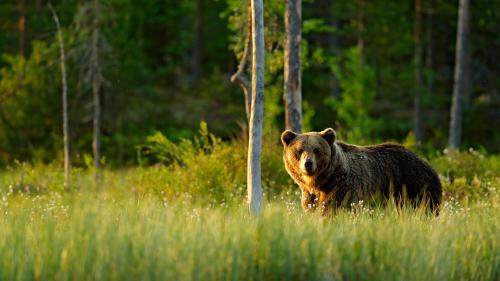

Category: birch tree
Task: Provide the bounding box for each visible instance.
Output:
[49,3,70,190]
[91,7,101,181]
[231,1,252,122]
[247,0,265,215]
[75,0,109,182]
[284,0,302,133]
[449,0,470,149]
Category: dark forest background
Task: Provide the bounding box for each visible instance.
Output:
[0,0,499,167]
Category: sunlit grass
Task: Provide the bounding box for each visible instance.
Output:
[0,190,498,281]
[0,148,498,280]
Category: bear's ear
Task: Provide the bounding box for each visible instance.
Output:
[281,130,298,146]
[320,128,336,144]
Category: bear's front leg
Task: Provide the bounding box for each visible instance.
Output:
[318,191,332,216]
[301,189,317,212]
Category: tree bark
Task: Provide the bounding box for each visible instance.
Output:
[191,0,203,81]
[449,0,470,149]
[19,0,27,58]
[92,0,101,180]
[414,0,424,143]
[425,0,434,98]
[49,3,71,190]
[284,0,302,133]
[248,0,264,216]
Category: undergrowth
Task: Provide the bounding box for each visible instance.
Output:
[2,127,498,205]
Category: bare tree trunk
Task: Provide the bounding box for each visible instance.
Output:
[425,0,434,98]
[248,0,264,216]
[191,0,203,81]
[49,3,70,190]
[231,1,252,122]
[449,0,470,149]
[19,0,27,58]
[414,0,424,143]
[92,0,101,181]
[284,0,302,133]
[462,35,472,109]
[92,65,101,175]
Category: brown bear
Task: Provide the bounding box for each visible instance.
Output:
[281,128,442,215]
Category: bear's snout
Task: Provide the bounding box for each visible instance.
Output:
[305,160,314,173]
[301,155,317,175]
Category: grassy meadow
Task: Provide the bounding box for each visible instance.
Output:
[0,134,499,281]
[0,192,498,281]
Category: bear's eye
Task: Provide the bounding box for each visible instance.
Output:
[295,149,304,158]
[313,148,320,154]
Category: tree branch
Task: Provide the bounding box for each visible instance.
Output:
[231,1,252,121]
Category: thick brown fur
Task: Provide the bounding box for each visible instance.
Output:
[281,128,442,215]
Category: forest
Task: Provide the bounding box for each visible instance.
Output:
[0,0,499,280]
[0,0,499,166]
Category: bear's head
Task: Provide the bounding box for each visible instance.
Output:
[281,128,336,178]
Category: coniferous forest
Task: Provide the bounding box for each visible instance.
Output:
[0,0,499,166]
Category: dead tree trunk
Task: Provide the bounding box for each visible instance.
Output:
[248,0,265,215]
[91,0,102,181]
[191,0,203,81]
[449,0,470,149]
[49,3,70,190]
[231,1,252,122]
[414,0,424,143]
[425,0,434,98]
[284,0,302,133]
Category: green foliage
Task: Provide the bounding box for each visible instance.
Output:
[431,149,500,202]
[0,41,60,164]
[133,125,292,203]
[0,0,499,165]
[3,128,498,207]
[432,149,498,203]
[431,148,499,180]
[326,47,379,143]
[301,100,315,132]
[302,18,335,34]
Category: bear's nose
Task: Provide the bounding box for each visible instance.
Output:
[304,160,314,173]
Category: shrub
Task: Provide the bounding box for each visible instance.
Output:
[431,148,497,180]
[136,123,294,204]
[432,148,500,201]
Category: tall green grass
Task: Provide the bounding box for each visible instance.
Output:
[0,132,499,280]
[0,191,498,281]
